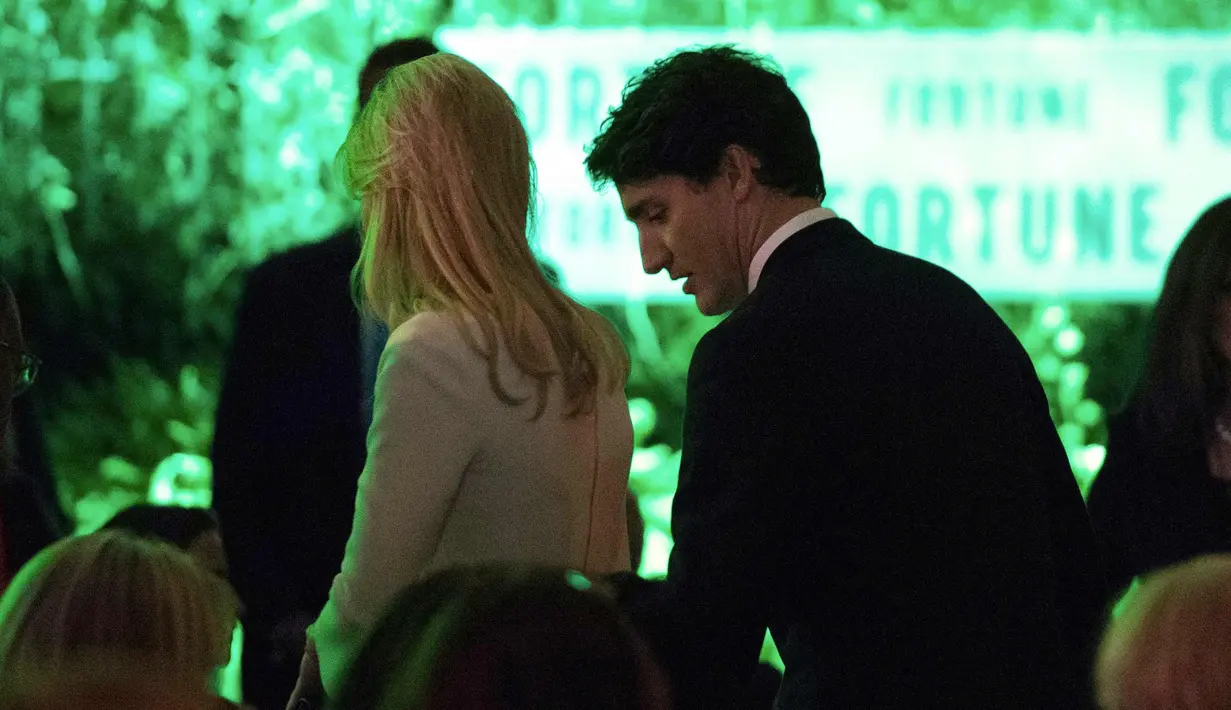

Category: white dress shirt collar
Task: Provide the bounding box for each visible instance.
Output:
[747,206,837,292]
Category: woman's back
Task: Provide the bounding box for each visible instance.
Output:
[382,310,632,578]
[312,310,632,695]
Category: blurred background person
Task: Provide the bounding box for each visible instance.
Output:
[0,279,62,591]
[288,53,633,705]
[328,565,669,710]
[103,503,228,580]
[0,530,242,709]
[0,656,216,710]
[210,37,439,710]
[1095,553,1231,710]
[1089,195,1231,599]
[102,503,239,701]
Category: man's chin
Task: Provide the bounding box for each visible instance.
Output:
[694,296,734,317]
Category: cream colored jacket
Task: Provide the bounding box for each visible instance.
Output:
[309,309,632,695]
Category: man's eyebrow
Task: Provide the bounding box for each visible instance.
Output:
[625,198,655,221]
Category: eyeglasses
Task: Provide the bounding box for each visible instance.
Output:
[0,340,39,396]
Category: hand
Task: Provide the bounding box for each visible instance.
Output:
[269,612,314,666]
[284,637,324,710]
[588,574,624,602]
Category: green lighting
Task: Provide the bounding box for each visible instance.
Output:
[147,453,212,509]
[1055,327,1085,356]
[1041,305,1068,329]
[565,570,593,591]
[9,2,1228,694]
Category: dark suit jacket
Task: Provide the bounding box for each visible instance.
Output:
[622,218,1107,709]
[210,228,368,707]
[1087,407,1231,598]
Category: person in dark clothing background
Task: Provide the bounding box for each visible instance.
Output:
[1,279,63,590]
[1089,195,1231,599]
[209,37,440,710]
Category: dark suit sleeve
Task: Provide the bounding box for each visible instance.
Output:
[628,328,792,709]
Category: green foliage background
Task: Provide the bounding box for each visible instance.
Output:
[2,0,1227,529]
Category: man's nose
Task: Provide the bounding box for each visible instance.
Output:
[639,229,668,275]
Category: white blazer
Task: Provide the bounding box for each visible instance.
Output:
[310,309,633,694]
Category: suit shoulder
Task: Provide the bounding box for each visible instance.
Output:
[689,312,770,379]
[247,229,359,285]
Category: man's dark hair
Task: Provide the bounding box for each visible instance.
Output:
[358,37,440,110]
[585,45,824,201]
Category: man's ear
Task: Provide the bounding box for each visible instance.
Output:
[721,144,761,202]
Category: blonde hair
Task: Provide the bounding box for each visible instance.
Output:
[337,53,629,417]
[1096,554,1231,710]
[0,531,239,685]
[0,655,215,710]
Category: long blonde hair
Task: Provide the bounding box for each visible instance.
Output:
[0,531,238,683]
[336,53,628,417]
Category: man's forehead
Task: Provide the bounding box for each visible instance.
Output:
[617,178,674,216]
[616,181,654,205]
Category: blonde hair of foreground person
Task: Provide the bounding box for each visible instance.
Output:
[337,52,629,418]
[1095,554,1231,710]
[0,531,239,693]
[0,656,217,710]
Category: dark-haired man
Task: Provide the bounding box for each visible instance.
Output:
[586,46,1107,709]
[211,37,439,710]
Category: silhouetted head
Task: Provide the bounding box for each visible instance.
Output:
[357,37,440,112]
[0,531,238,686]
[1096,553,1231,710]
[102,504,227,580]
[332,565,670,710]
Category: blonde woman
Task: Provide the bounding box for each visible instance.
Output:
[289,53,634,704]
[0,531,241,708]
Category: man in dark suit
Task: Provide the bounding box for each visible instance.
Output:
[210,37,439,710]
[585,46,1108,709]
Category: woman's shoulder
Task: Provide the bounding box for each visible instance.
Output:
[386,310,475,355]
[381,311,487,384]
